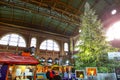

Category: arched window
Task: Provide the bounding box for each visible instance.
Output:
[40,39,60,51]
[64,42,68,51]
[30,37,36,47]
[0,33,26,47]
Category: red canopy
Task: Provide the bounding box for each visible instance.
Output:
[0,52,39,65]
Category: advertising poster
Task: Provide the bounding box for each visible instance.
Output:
[86,67,97,76]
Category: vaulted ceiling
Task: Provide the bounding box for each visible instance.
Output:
[0,0,120,37]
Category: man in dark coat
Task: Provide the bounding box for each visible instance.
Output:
[54,71,62,80]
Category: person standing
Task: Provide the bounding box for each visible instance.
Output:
[46,67,55,80]
[54,71,62,80]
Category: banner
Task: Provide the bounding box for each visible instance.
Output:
[0,64,8,80]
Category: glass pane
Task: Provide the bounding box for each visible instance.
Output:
[40,39,60,51]
[54,47,59,51]
[30,38,36,47]
[47,46,53,50]
[40,41,47,49]
[10,37,18,42]
[9,41,17,46]
[11,34,18,37]
[64,43,68,51]
[47,44,53,47]
[32,40,36,44]
[0,34,26,47]
[47,40,53,44]
[18,42,26,47]
[0,35,10,45]
[2,36,9,41]
[53,42,59,51]
[31,44,36,47]
[40,45,46,50]
[19,37,25,42]
[0,40,8,45]
[18,37,26,47]
[53,43,57,47]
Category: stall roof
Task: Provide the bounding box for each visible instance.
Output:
[0,52,39,65]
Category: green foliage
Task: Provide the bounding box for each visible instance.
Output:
[74,3,118,72]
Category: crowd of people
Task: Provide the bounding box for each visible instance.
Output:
[46,68,62,80]
[45,66,74,80]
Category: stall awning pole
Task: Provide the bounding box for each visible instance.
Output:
[34,64,37,80]
[5,64,9,80]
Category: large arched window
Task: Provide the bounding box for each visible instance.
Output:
[40,39,60,51]
[64,42,68,51]
[0,33,26,47]
[30,37,36,47]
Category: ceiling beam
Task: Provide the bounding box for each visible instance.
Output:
[0,1,80,26]
[37,0,78,12]
[0,18,34,26]
[39,16,45,26]
[54,22,62,33]
[75,0,86,15]
[31,14,34,24]
[47,18,53,28]
[22,0,80,19]
[0,22,70,38]
[63,24,70,34]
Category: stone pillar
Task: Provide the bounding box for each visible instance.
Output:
[69,38,74,55]
[60,41,64,56]
[69,37,74,65]
[36,36,41,56]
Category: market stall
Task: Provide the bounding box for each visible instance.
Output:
[36,64,74,80]
[0,52,39,80]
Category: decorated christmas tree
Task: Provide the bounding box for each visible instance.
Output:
[75,3,118,72]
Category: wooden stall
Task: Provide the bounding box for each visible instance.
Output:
[0,52,39,80]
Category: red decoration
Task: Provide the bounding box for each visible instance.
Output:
[21,52,31,56]
[0,52,39,65]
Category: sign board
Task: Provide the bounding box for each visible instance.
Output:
[108,52,120,60]
[75,70,84,79]
[86,67,97,76]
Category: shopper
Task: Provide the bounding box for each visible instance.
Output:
[46,67,55,80]
[54,71,62,80]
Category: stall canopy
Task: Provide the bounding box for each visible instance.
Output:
[0,52,39,65]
